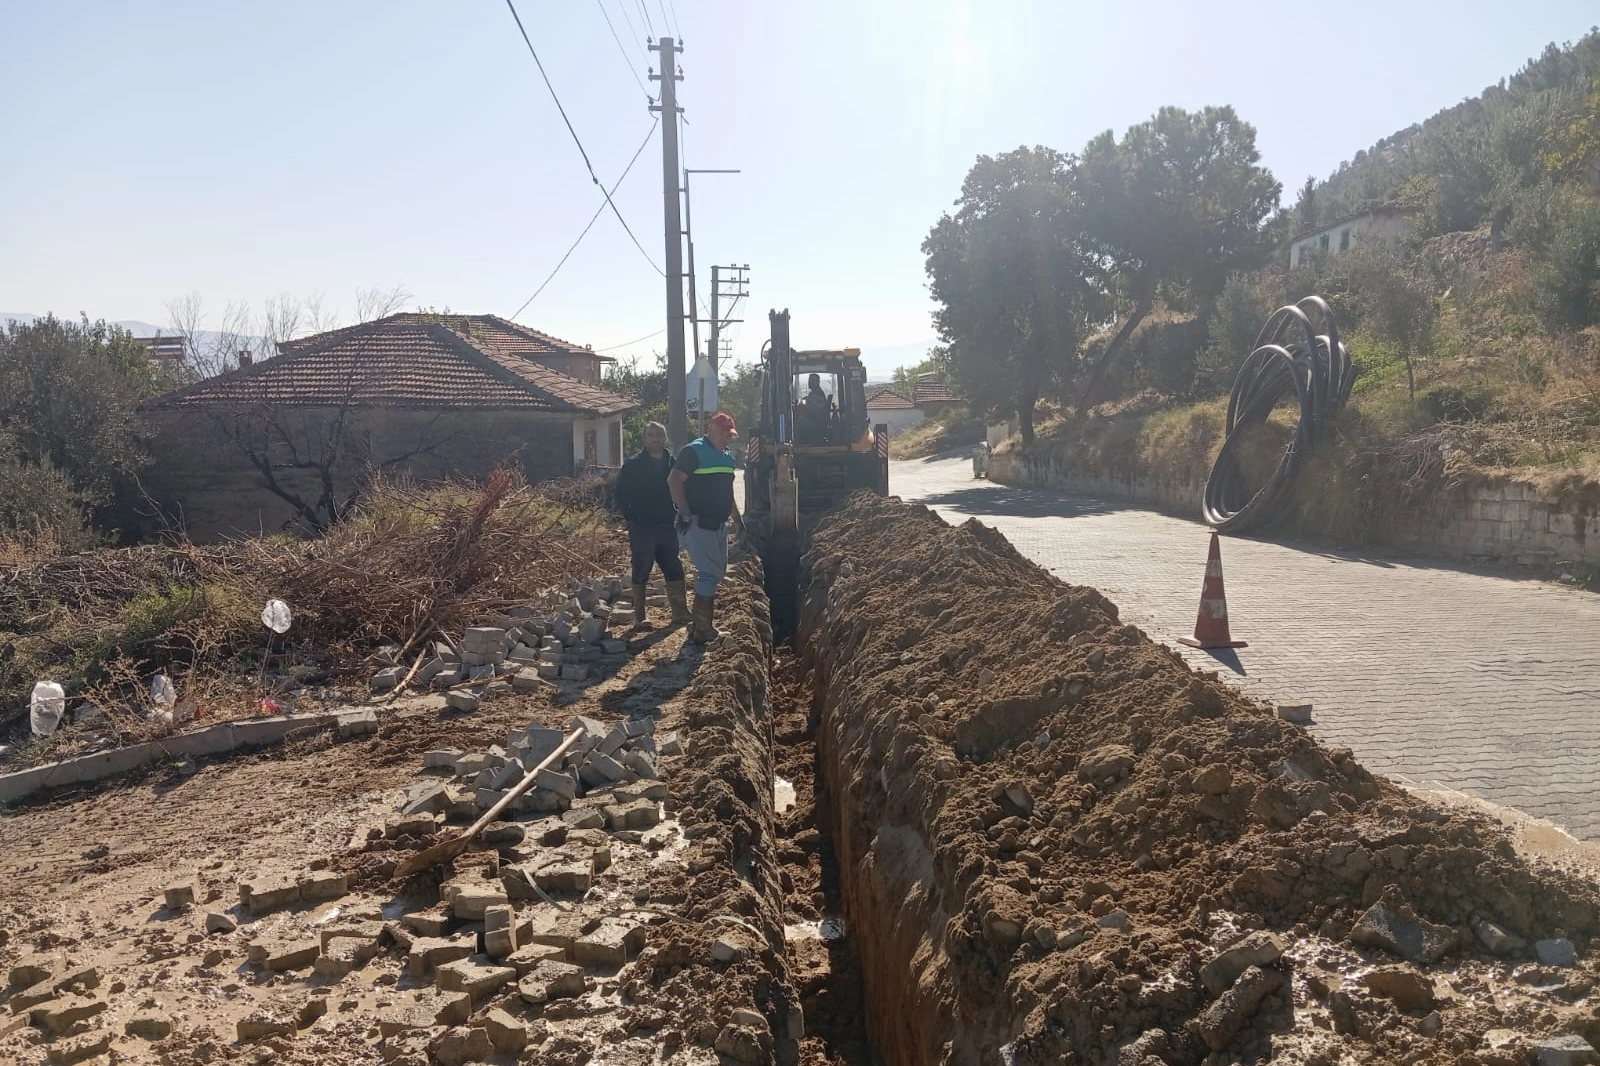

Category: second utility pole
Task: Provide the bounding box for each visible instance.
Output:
[651,37,688,450]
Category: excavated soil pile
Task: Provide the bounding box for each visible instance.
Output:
[798,494,1600,1066]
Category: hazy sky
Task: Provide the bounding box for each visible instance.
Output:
[3,1,1595,377]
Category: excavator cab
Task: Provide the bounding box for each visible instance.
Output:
[745,310,889,539]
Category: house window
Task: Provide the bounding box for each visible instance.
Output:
[608,421,622,466]
[1319,233,1330,251]
[583,430,598,468]
[1340,228,1352,252]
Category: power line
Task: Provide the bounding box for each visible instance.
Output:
[634,0,654,38]
[666,0,682,38]
[656,0,673,37]
[509,118,659,321]
[503,0,663,277]
[594,0,649,99]
[597,327,666,352]
[615,0,644,50]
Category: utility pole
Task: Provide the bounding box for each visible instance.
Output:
[650,37,687,448]
[708,264,749,373]
[682,168,740,368]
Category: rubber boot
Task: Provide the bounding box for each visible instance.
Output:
[665,579,692,625]
[629,583,653,631]
[689,595,721,644]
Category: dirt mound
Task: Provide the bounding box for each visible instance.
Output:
[799,493,1600,1065]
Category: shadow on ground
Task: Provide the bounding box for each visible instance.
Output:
[901,460,1588,591]
[912,484,1119,521]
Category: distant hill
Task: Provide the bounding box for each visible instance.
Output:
[1302,30,1600,227]
[3,313,171,336]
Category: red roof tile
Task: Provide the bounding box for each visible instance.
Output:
[865,386,917,410]
[147,316,635,416]
[913,375,960,404]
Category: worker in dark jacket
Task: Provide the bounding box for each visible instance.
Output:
[615,422,690,628]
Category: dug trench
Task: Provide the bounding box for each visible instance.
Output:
[792,493,1600,1065]
[7,498,1600,1066]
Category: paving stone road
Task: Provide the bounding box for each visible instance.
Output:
[891,454,1600,839]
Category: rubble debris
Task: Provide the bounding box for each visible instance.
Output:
[1361,966,1436,1010]
[1538,1035,1599,1066]
[1537,937,1579,967]
[162,881,196,909]
[1350,899,1457,964]
[1199,931,1283,995]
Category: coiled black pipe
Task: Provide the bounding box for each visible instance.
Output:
[1201,295,1357,534]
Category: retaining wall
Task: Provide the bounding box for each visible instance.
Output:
[990,451,1600,568]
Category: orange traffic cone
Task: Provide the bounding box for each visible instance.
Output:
[1179,532,1247,650]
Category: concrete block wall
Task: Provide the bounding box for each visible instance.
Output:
[989,451,1600,569]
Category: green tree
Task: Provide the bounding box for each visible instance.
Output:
[1073,105,1281,414]
[924,146,1099,445]
[1195,273,1277,396]
[605,356,669,454]
[1345,243,1439,401]
[890,355,937,400]
[0,316,175,540]
[714,361,764,444]
[1296,175,1318,229]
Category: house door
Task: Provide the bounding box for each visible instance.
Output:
[608,421,622,466]
[583,430,598,469]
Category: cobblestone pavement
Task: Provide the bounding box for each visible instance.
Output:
[891,454,1600,839]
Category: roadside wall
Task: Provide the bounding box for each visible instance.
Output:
[990,450,1600,568]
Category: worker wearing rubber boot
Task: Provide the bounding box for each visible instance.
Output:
[615,421,691,629]
[668,412,740,643]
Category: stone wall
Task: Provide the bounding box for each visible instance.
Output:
[142,406,576,542]
[989,451,1600,568]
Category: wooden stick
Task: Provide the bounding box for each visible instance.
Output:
[377,647,430,705]
[394,728,584,878]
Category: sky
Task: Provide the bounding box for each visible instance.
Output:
[2,0,1596,380]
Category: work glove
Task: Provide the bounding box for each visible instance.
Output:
[675,511,692,536]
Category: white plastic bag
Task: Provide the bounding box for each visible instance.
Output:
[149,674,177,708]
[30,681,65,736]
[261,598,292,634]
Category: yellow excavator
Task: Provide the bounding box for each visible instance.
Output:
[743,309,889,540]
[743,310,889,638]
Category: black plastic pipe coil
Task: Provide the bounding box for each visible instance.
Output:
[1201,295,1357,534]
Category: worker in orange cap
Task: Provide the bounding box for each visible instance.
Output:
[667,411,741,642]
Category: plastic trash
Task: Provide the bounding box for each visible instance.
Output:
[261,598,292,634]
[30,681,66,736]
[148,674,177,725]
[149,674,177,708]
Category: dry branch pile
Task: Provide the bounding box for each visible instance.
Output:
[0,471,626,741]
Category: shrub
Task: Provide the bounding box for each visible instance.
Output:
[1197,273,1276,395]
[1534,192,1600,328]
[1420,384,1495,423]
[0,448,94,550]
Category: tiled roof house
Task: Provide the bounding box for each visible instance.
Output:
[140,314,637,540]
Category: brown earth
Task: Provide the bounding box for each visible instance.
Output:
[798,493,1600,1065]
[0,567,806,1066]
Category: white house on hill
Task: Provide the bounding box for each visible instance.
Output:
[1288,204,1415,268]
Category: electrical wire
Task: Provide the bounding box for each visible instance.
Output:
[666,0,682,39]
[597,327,667,352]
[635,0,655,39]
[656,0,673,37]
[508,118,659,320]
[1201,296,1358,534]
[594,0,650,99]
[615,0,644,50]
[503,0,664,277]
